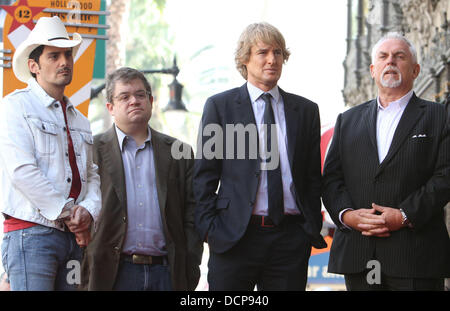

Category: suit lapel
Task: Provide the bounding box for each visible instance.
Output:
[279,88,299,167]
[236,85,299,168]
[234,84,257,126]
[364,99,379,163]
[376,93,425,175]
[150,128,171,217]
[103,126,171,235]
[101,126,127,207]
[234,84,261,163]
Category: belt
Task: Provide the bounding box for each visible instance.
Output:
[249,214,304,227]
[121,254,167,265]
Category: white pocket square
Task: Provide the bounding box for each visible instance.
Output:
[411,134,427,138]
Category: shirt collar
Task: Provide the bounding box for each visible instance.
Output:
[377,90,413,111]
[27,77,76,112]
[115,124,152,152]
[246,81,280,104]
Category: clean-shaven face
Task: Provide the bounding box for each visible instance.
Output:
[107,78,153,130]
[245,40,283,91]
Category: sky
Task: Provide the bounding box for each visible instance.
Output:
[164,0,348,126]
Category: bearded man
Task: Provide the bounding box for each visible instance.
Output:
[322,32,450,291]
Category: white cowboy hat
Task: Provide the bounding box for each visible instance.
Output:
[12,16,82,83]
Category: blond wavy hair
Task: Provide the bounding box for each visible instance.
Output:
[235,22,290,80]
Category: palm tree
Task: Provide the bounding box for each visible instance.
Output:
[106,0,130,74]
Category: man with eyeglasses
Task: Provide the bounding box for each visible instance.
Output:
[80,67,203,291]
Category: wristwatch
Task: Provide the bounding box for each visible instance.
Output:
[399,208,410,226]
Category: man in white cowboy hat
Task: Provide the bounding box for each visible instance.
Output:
[0,16,101,290]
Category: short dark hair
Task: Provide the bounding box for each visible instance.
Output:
[28,45,45,78]
[106,67,152,104]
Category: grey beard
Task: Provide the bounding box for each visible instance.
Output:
[380,66,402,88]
[381,75,402,88]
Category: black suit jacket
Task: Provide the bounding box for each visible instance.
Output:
[322,94,450,278]
[81,126,203,290]
[194,84,327,254]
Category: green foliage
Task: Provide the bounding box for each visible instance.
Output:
[125,0,174,131]
[123,0,201,144]
[125,0,173,96]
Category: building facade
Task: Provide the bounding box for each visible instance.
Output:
[343,0,449,107]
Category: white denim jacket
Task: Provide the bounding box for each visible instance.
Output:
[0,78,101,231]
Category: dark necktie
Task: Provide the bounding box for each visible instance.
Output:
[261,93,284,225]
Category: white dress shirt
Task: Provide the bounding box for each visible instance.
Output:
[376,90,413,162]
[338,90,413,226]
[246,82,300,216]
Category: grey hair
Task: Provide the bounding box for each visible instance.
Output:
[371,32,418,64]
[106,67,152,103]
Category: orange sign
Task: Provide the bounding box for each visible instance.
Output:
[311,235,333,256]
[1,0,101,117]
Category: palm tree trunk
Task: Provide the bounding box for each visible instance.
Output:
[106,0,130,74]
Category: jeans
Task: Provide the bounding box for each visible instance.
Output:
[113,259,172,291]
[1,225,82,291]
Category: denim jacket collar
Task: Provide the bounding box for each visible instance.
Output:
[27,77,76,114]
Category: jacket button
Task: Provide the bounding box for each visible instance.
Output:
[54,103,59,108]
[67,178,71,183]
[122,217,126,223]
[113,246,120,252]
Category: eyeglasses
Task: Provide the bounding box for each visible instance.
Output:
[113,90,151,104]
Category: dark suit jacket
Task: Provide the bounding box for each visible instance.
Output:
[81,125,203,290]
[194,84,327,254]
[322,93,450,278]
